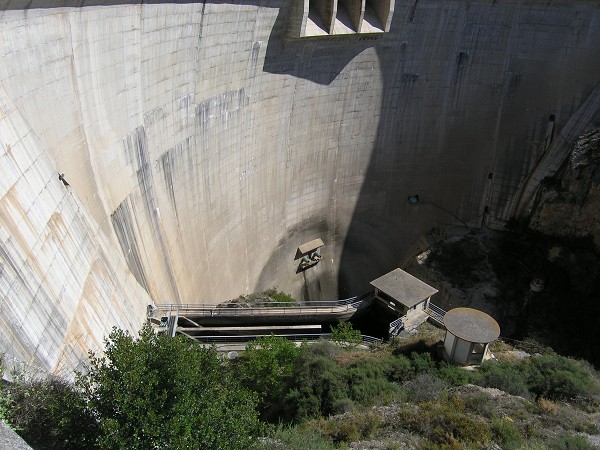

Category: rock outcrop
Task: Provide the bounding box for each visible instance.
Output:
[529,129,600,247]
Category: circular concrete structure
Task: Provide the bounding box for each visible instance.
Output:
[444,308,500,344]
[443,307,500,366]
[0,0,599,374]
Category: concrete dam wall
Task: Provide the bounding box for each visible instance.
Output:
[0,0,599,374]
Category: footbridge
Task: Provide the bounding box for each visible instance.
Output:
[149,292,375,337]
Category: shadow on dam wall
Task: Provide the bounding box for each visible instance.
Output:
[256,0,600,299]
[336,0,600,297]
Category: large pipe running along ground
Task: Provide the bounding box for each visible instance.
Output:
[0,0,599,374]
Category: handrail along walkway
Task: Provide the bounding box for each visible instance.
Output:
[149,292,375,336]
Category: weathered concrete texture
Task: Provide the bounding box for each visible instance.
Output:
[0,0,599,370]
[0,420,31,450]
[0,86,151,375]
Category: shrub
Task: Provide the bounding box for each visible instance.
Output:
[491,417,524,449]
[409,351,436,374]
[402,373,449,403]
[236,335,301,420]
[330,321,362,348]
[527,355,600,403]
[281,351,349,421]
[282,344,409,422]
[537,397,558,414]
[304,339,342,358]
[315,410,383,444]
[549,431,597,450]
[463,393,497,418]
[436,362,476,386]
[257,423,337,450]
[78,325,262,450]
[1,376,97,450]
[380,354,413,382]
[395,398,491,447]
[475,360,530,398]
[266,289,297,305]
[345,359,403,406]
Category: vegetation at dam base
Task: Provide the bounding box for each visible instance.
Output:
[1,326,263,450]
[1,324,600,450]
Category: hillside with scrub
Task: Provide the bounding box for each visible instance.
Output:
[1,322,599,450]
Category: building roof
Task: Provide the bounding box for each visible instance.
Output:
[444,307,500,343]
[370,268,438,308]
[297,238,324,255]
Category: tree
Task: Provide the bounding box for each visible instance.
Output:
[78,325,262,450]
[0,373,97,450]
[236,335,301,420]
[330,321,362,348]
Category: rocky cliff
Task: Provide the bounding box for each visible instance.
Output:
[529,129,600,247]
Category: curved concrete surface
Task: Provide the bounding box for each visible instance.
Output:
[0,0,599,374]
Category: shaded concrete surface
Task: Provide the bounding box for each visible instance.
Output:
[339,0,600,295]
[0,0,598,373]
[512,81,600,221]
[0,420,32,450]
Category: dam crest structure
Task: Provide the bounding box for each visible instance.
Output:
[0,0,599,375]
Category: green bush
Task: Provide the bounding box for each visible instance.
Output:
[474,354,600,405]
[315,410,383,444]
[549,431,597,450]
[79,325,262,449]
[395,398,491,447]
[236,335,301,420]
[281,351,349,421]
[402,373,449,403]
[1,376,97,450]
[281,344,409,422]
[527,355,600,402]
[265,289,297,305]
[380,354,413,382]
[436,362,476,386]
[409,351,436,374]
[330,321,362,348]
[491,417,524,449]
[256,423,336,450]
[303,339,342,358]
[345,358,403,406]
[475,360,531,398]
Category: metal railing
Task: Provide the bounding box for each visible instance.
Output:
[426,302,446,317]
[151,292,374,319]
[388,317,404,338]
[425,302,446,325]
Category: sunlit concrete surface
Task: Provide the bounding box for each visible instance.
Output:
[0,0,599,374]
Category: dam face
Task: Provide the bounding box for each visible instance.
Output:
[0,0,599,373]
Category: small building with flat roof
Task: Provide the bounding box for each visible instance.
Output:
[442,307,500,366]
[370,268,438,321]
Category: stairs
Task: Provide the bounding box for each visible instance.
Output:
[425,303,446,326]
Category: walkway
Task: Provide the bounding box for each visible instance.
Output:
[149,292,374,335]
